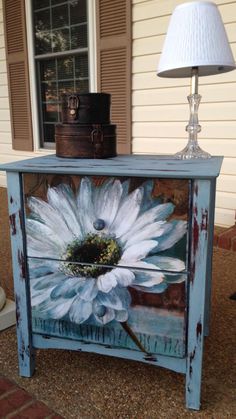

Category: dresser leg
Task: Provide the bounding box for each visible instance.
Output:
[186,179,211,409]
[186,303,204,410]
[204,179,216,337]
[7,172,35,377]
[185,335,203,410]
[204,278,211,337]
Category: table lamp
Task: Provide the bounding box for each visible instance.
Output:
[157,1,235,159]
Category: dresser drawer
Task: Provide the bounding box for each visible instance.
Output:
[24,173,189,358]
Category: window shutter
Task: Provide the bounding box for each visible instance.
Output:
[96,0,131,154]
[3,0,33,151]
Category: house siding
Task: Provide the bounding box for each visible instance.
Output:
[0,0,56,188]
[132,0,236,227]
[0,0,11,187]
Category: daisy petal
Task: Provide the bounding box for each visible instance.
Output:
[145,255,186,272]
[132,283,168,294]
[121,203,174,243]
[38,297,74,318]
[120,240,157,263]
[31,287,55,307]
[27,197,73,243]
[112,268,135,287]
[76,278,98,301]
[120,260,157,270]
[97,288,131,310]
[140,179,154,212]
[132,270,164,287]
[118,287,132,309]
[97,271,117,293]
[93,177,114,213]
[69,297,93,324]
[123,221,172,248]
[165,274,186,284]
[50,277,80,299]
[94,306,115,325]
[28,263,53,279]
[95,179,123,228]
[31,272,66,292]
[27,219,65,253]
[114,309,128,323]
[47,185,82,238]
[96,290,123,310]
[153,220,187,253]
[117,179,130,206]
[27,236,61,259]
[54,183,78,215]
[77,177,95,234]
[110,187,144,238]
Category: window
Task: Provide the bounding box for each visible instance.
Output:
[4,0,130,153]
[33,0,89,146]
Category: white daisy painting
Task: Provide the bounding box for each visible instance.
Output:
[25,175,188,357]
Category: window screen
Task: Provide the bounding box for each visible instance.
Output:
[33,0,89,145]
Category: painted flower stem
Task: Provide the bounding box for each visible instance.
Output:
[121,321,148,354]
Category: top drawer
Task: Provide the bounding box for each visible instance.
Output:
[24,173,189,275]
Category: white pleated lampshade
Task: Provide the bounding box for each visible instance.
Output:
[157,1,235,78]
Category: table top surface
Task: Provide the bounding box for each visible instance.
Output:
[0,154,223,179]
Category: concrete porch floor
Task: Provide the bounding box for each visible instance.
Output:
[0,188,236,418]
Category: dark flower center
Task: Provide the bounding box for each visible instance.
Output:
[61,234,121,278]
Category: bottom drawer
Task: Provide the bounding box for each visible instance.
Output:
[32,310,186,358]
[31,275,187,358]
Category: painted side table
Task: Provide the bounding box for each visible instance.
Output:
[0,154,223,410]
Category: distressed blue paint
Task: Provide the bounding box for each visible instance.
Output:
[6,172,35,377]
[32,333,186,374]
[186,179,211,410]
[204,179,216,337]
[0,154,223,179]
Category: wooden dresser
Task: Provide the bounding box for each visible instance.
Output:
[0,154,223,410]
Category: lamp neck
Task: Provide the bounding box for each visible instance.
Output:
[191,67,199,95]
[174,66,211,159]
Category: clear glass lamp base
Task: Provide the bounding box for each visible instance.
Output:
[174,142,211,160]
[174,90,212,160]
